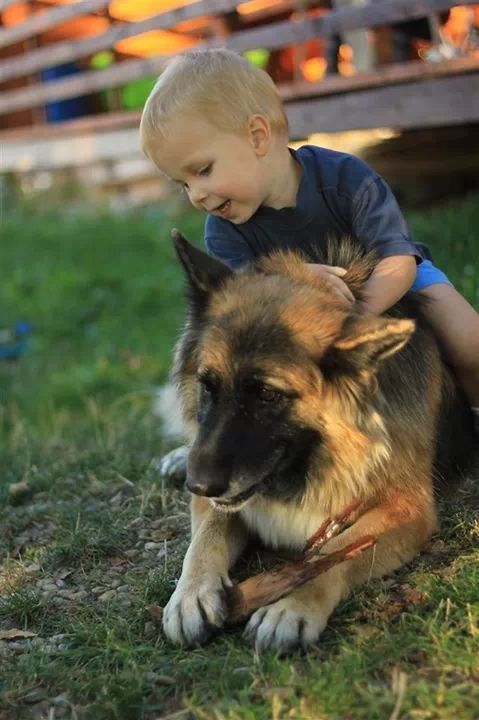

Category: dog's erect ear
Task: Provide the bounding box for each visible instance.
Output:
[321,314,415,378]
[171,229,232,296]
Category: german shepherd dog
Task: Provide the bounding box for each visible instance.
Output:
[162,231,476,653]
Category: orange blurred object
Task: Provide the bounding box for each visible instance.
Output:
[2,3,109,39]
[444,5,470,42]
[2,3,32,25]
[109,0,195,22]
[47,17,109,41]
[115,29,199,57]
[237,0,284,15]
[172,16,211,34]
[300,57,326,82]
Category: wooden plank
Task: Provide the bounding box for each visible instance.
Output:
[0,0,110,50]
[279,56,479,100]
[2,71,477,142]
[1,123,143,171]
[0,0,239,83]
[0,54,170,115]
[226,0,479,53]
[0,0,477,113]
[0,108,141,141]
[285,74,479,136]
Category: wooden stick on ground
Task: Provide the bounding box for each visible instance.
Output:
[225,500,375,625]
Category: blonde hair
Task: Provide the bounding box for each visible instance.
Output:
[140,48,288,157]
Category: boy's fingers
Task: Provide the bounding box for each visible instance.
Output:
[324,266,347,277]
[305,263,347,277]
[304,264,354,303]
[329,276,355,303]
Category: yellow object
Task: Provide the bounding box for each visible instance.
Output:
[115,29,198,58]
[109,0,195,22]
[300,57,326,83]
[237,0,283,16]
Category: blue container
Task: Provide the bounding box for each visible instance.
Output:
[41,62,89,123]
[0,321,31,361]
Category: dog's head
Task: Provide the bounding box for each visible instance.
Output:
[172,231,414,512]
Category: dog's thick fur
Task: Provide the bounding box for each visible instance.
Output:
[162,232,476,653]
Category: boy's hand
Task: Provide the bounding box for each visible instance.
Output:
[305,264,355,306]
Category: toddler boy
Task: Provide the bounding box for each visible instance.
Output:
[140,48,479,429]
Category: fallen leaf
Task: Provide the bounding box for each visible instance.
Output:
[404,588,426,605]
[146,605,163,625]
[0,628,37,641]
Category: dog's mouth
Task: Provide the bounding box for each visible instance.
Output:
[210,483,258,512]
[210,445,287,512]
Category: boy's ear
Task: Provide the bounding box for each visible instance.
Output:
[171,229,232,301]
[320,314,415,379]
[247,114,271,156]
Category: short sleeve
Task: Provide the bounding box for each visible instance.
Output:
[204,216,254,270]
[352,175,420,260]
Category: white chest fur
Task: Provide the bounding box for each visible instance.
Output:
[240,497,329,552]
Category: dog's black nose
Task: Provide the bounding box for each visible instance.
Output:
[186,448,232,498]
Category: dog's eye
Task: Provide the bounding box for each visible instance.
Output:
[257,384,282,403]
[243,378,287,403]
[198,373,219,397]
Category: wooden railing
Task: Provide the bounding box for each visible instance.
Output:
[1,0,478,131]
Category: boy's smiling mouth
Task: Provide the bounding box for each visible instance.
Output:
[211,199,231,217]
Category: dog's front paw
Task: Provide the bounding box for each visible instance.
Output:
[163,573,231,646]
[156,446,188,484]
[243,596,328,654]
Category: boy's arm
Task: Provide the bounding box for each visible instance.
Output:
[349,170,421,314]
[357,255,417,315]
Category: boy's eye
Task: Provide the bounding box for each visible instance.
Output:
[197,164,211,176]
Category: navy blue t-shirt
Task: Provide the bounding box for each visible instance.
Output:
[204,145,430,270]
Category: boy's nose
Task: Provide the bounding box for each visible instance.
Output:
[189,184,207,207]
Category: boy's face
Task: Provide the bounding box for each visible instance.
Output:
[149,114,270,224]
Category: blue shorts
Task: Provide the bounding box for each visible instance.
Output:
[410,259,453,293]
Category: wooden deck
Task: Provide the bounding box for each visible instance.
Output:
[2,55,478,153]
[285,57,479,134]
[1,0,479,200]
[1,0,479,125]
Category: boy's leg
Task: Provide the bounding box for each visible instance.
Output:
[418,284,479,407]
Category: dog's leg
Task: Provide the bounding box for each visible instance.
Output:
[244,486,437,654]
[163,496,248,646]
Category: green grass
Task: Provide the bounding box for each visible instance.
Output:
[0,195,478,720]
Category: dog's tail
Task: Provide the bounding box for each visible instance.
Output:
[152,382,186,441]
